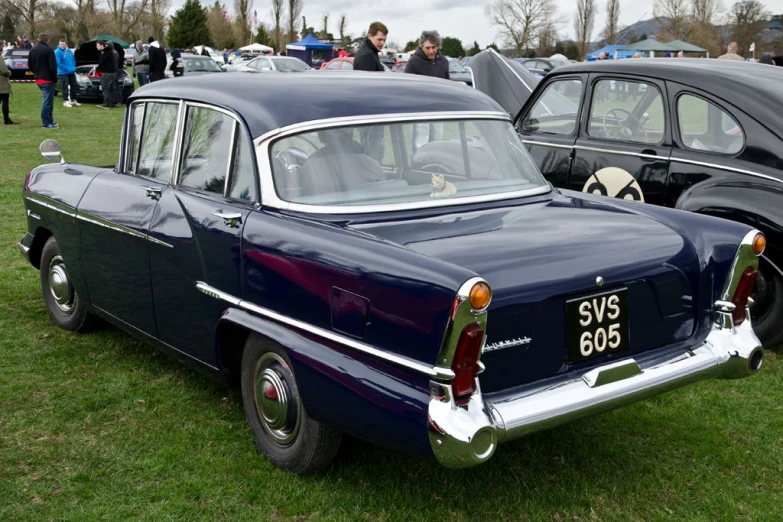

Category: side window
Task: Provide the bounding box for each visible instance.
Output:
[327,60,341,70]
[126,102,144,173]
[227,129,257,201]
[137,102,179,181]
[520,79,582,136]
[677,94,744,155]
[179,106,234,194]
[256,58,272,70]
[587,79,664,144]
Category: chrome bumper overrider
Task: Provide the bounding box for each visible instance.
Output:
[428,311,763,468]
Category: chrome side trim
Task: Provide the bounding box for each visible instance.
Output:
[520,140,573,151]
[670,157,783,185]
[195,281,453,379]
[573,144,671,160]
[24,194,76,217]
[75,211,173,248]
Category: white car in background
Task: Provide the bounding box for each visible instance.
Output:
[223,55,311,73]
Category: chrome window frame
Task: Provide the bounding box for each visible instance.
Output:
[124,99,182,184]
[253,111,552,214]
[519,77,584,137]
[674,92,746,156]
[585,77,667,146]
[123,101,147,174]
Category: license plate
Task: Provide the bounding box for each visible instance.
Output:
[25,71,33,76]
[565,288,629,364]
[98,85,102,91]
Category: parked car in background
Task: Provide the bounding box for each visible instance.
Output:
[164,54,223,78]
[222,54,256,71]
[3,48,31,78]
[54,64,135,103]
[123,48,134,67]
[447,57,473,86]
[517,57,569,76]
[19,73,764,475]
[472,50,783,347]
[228,55,311,73]
[320,57,390,72]
[378,54,396,69]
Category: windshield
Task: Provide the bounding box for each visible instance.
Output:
[269,119,547,207]
[448,59,467,73]
[185,57,220,72]
[274,58,309,72]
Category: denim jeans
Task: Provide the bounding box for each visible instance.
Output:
[59,73,79,102]
[137,73,149,86]
[38,83,55,126]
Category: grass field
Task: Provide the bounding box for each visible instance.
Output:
[1,83,782,521]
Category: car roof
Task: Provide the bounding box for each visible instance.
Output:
[551,58,783,136]
[130,72,504,138]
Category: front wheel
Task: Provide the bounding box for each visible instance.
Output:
[240,335,341,474]
[750,258,783,349]
[40,236,95,331]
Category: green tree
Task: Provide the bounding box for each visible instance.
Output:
[467,40,481,56]
[167,0,212,49]
[206,2,234,50]
[0,12,15,43]
[486,42,499,52]
[403,39,419,52]
[253,24,275,48]
[565,43,581,60]
[441,36,465,57]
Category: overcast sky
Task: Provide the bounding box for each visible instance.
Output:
[196,0,782,49]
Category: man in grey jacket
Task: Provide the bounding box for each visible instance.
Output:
[132,41,149,86]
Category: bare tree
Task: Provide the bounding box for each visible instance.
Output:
[485,0,560,55]
[287,0,302,43]
[573,0,596,60]
[338,14,347,48]
[271,0,283,51]
[602,0,620,44]
[148,0,170,43]
[689,0,721,55]
[729,0,770,56]
[207,1,233,49]
[654,0,692,41]
[1,0,41,37]
[691,0,721,24]
[319,13,328,39]
[234,0,252,45]
[104,0,149,41]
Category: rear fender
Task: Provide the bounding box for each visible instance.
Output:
[215,308,433,457]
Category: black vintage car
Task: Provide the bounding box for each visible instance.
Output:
[472,51,783,347]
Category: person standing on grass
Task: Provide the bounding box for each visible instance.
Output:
[55,39,81,108]
[132,40,150,86]
[0,53,17,125]
[108,42,122,106]
[147,36,166,82]
[95,40,118,109]
[28,33,59,128]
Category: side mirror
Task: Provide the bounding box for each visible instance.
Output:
[40,139,64,163]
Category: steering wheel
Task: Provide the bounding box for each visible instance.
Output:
[602,108,648,142]
[275,147,309,172]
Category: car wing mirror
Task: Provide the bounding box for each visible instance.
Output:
[40,139,64,164]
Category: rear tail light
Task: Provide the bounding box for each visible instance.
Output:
[731,267,758,326]
[24,171,33,191]
[451,323,484,405]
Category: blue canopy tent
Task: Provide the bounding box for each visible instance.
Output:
[286,35,333,68]
[586,45,637,61]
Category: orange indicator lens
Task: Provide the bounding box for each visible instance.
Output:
[752,233,766,256]
[469,282,492,310]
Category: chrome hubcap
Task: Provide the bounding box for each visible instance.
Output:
[254,353,299,446]
[48,255,75,314]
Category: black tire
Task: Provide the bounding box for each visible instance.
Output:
[751,258,783,349]
[40,236,94,332]
[240,335,341,474]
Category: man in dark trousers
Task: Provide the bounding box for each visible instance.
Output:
[404,30,449,79]
[28,33,59,128]
[108,41,122,106]
[95,40,118,109]
[353,21,388,72]
[147,36,167,82]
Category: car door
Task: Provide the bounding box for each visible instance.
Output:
[515,75,586,189]
[147,102,258,365]
[77,101,179,336]
[569,75,672,206]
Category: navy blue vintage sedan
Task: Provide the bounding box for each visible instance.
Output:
[20,73,765,474]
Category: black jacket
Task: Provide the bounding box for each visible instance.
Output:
[28,41,58,82]
[404,47,450,79]
[97,46,118,73]
[353,38,384,72]
[148,44,167,77]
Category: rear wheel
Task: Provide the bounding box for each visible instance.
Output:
[240,335,341,474]
[750,258,783,349]
[40,236,94,332]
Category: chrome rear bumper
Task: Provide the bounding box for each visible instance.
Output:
[427,312,762,468]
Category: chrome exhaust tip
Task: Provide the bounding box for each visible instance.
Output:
[718,346,763,379]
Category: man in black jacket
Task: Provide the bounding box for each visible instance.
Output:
[147,36,167,82]
[28,33,59,128]
[95,40,118,109]
[353,21,387,72]
[405,30,449,79]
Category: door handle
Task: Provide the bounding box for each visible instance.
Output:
[212,210,242,228]
[142,186,162,199]
[639,149,658,161]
